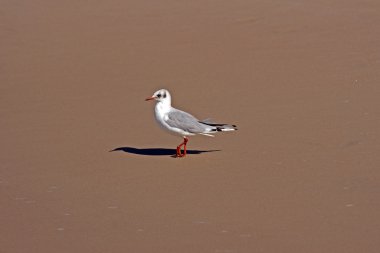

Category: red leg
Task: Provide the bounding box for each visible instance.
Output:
[176,142,184,157]
[176,145,182,157]
[183,137,188,156]
[175,137,189,158]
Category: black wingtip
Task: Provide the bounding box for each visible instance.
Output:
[199,121,227,127]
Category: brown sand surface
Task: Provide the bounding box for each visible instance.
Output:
[1,0,380,252]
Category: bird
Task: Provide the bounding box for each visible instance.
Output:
[145,89,237,157]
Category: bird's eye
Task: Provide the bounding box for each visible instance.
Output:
[163,93,166,98]
[157,94,161,98]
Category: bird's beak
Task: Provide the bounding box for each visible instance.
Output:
[145,96,155,101]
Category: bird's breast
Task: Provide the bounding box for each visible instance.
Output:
[154,103,169,126]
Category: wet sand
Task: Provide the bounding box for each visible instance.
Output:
[1,0,380,252]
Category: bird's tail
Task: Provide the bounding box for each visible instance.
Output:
[199,120,238,133]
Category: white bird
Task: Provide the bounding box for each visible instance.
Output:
[145,89,237,157]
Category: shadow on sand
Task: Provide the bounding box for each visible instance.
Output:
[110,147,220,157]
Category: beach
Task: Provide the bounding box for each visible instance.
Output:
[1,0,380,252]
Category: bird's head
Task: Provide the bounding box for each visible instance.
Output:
[145,89,171,103]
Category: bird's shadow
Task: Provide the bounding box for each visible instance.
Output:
[110,147,220,157]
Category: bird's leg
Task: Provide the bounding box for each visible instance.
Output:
[176,137,189,158]
[183,137,188,156]
[176,145,182,157]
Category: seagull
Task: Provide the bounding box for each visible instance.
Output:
[145,89,237,157]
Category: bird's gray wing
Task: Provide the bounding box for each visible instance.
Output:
[166,109,208,133]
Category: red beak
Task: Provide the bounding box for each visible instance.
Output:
[145,96,155,101]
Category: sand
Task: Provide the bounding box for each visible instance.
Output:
[1,0,380,252]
